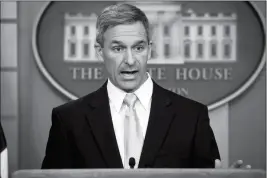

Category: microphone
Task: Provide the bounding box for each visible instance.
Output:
[129,157,136,169]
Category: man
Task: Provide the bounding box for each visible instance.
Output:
[43,3,227,169]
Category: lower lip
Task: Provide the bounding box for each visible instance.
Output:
[120,72,138,79]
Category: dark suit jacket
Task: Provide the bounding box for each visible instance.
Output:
[0,121,7,153]
[42,81,220,169]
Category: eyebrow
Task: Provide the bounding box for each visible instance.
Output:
[110,40,147,46]
[110,40,124,45]
[134,40,147,46]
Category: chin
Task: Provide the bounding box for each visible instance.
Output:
[120,83,139,93]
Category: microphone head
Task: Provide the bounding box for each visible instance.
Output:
[129,157,136,169]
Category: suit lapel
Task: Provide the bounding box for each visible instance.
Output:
[139,81,176,168]
[84,82,123,168]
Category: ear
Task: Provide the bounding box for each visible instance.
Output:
[95,43,104,62]
[148,40,153,60]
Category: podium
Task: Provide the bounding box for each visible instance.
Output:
[12,169,266,178]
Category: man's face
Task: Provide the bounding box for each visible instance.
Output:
[97,22,151,92]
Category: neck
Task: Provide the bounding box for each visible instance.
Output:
[109,73,149,93]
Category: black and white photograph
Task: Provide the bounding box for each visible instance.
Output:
[0,1,266,178]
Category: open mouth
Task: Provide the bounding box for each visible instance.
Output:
[120,70,138,78]
[121,71,138,75]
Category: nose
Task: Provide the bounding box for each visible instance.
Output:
[124,49,135,65]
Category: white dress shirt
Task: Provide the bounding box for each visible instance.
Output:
[107,73,153,168]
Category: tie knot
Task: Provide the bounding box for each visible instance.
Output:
[123,93,137,108]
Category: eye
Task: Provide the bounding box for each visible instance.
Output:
[112,46,124,53]
[133,45,145,52]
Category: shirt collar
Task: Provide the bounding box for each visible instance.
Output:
[134,73,153,111]
[107,73,153,112]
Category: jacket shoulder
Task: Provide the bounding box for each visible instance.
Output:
[158,84,207,110]
[52,90,97,114]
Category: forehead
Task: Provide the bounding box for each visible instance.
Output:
[103,22,147,44]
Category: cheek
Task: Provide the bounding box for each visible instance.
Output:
[136,53,148,70]
[104,53,122,75]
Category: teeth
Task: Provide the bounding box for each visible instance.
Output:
[122,71,136,74]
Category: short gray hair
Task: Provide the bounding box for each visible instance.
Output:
[96,4,150,47]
